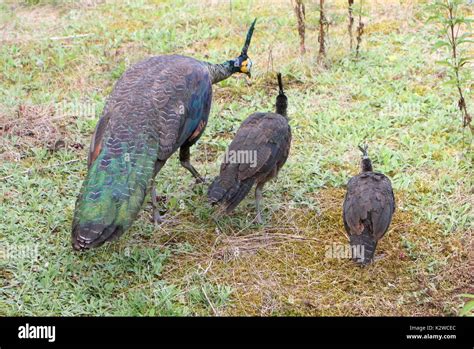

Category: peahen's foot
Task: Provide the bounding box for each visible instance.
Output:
[150,184,172,225]
[153,210,166,225]
[255,185,265,225]
[151,211,180,226]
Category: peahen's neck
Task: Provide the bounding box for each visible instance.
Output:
[361,158,373,172]
[275,95,288,118]
[204,60,237,84]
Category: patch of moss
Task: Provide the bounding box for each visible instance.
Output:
[162,188,471,316]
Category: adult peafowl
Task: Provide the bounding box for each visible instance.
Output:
[208,73,291,224]
[342,145,396,265]
[72,20,257,251]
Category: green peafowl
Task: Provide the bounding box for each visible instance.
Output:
[342,144,396,265]
[207,73,291,224]
[72,20,257,251]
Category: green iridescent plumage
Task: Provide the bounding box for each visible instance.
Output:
[72,20,257,250]
[73,137,159,242]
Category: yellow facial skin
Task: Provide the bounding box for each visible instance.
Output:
[240,58,252,74]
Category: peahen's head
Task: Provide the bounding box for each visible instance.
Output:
[358,143,373,172]
[275,73,288,117]
[233,55,253,77]
[232,18,257,77]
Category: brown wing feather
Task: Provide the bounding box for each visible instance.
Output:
[232,113,290,182]
[343,172,395,240]
[87,112,111,168]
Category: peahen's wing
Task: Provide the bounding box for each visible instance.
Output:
[228,113,290,182]
[87,112,111,168]
[370,174,395,240]
[343,173,395,239]
[343,176,368,236]
[100,55,212,162]
[147,57,212,158]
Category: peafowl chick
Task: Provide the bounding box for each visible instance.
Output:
[72,20,257,251]
[208,73,291,224]
[342,145,396,265]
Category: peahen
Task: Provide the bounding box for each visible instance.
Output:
[72,20,257,251]
[342,144,396,265]
[207,73,291,224]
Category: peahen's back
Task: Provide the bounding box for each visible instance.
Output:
[343,172,395,242]
[100,55,212,161]
[72,55,212,250]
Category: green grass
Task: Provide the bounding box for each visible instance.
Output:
[0,0,472,316]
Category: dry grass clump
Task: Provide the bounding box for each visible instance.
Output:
[0,102,88,164]
[0,104,68,161]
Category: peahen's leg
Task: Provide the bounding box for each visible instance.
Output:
[151,182,165,225]
[150,160,175,225]
[150,181,180,226]
[255,183,265,224]
[179,145,205,183]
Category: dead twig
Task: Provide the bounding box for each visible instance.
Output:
[355,0,365,58]
[348,0,355,50]
[318,0,327,65]
[201,286,218,315]
[293,0,306,55]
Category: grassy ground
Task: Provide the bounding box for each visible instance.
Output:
[0,0,472,316]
